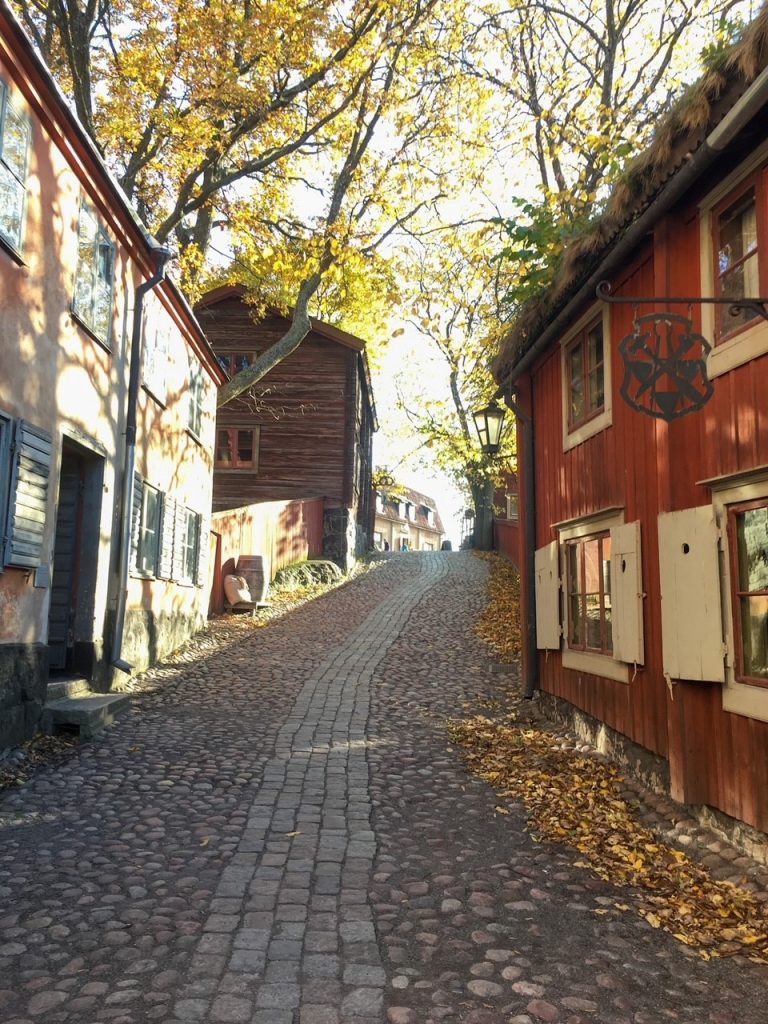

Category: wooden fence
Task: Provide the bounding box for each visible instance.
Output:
[208,497,325,615]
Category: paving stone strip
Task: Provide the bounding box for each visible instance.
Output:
[172,554,448,1024]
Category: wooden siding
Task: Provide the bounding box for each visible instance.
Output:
[196,300,361,513]
[526,200,768,831]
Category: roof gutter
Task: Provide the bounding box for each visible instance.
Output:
[502,64,768,385]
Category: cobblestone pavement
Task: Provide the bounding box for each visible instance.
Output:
[1,552,767,1024]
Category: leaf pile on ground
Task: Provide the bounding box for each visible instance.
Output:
[473,551,521,662]
[0,733,79,794]
[448,708,768,962]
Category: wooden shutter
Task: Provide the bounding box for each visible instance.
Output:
[157,494,175,580]
[611,520,644,665]
[129,473,143,573]
[658,506,725,682]
[195,514,209,587]
[4,421,53,568]
[535,540,561,649]
[171,500,187,582]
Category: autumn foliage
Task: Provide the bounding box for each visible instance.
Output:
[459,552,768,963]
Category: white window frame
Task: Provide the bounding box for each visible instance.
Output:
[558,509,629,683]
[188,362,204,438]
[143,300,171,405]
[699,140,768,379]
[137,483,162,577]
[712,475,768,723]
[72,201,115,345]
[506,493,519,520]
[561,303,613,451]
[0,80,31,254]
[179,507,201,585]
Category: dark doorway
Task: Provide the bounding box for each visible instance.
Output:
[48,441,103,674]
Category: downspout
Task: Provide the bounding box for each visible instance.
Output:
[503,65,768,385]
[111,246,172,673]
[504,390,538,699]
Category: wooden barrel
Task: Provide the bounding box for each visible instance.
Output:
[236,554,270,603]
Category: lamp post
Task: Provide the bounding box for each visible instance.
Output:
[471,400,506,550]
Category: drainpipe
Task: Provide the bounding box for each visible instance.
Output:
[502,65,768,385]
[504,389,538,699]
[111,246,172,673]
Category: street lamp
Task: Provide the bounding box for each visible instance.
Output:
[472,400,506,454]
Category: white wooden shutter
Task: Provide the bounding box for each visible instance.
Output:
[157,494,175,580]
[4,421,53,568]
[535,540,561,649]
[658,506,724,682]
[611,520,644,665]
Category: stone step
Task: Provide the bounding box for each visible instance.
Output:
[41,692,130,739]
[45,677,91,702]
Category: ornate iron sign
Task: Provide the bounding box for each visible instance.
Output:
[618,312,713,421]
[596,280,768,421]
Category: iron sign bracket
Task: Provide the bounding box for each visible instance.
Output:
[596,280,768,321]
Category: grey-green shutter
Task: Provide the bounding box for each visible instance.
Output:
[157,494,175,580]
[195,514,209,587]
[4,420,53,568]
[171,500,186,582]
[129,473,143,572]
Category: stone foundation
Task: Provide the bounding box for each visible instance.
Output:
[105,607,206,685]
[536,688,768,866]
[0,644,49,749]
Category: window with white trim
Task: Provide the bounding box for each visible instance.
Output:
[561,305,612,451]
[727,499,768,686]
[0,81,30,253]
[137,484,161,576]
[72,202,115,344]
[700,150,768,378]
[565,531,612,655]
[535,510,644,683]
[180,507,200,584]
[506,493,519,520]
[143,310,171,405]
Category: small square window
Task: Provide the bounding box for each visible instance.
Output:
[215,426,258,470]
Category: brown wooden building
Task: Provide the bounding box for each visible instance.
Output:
[195,286,377,568]
[493,12,768,840]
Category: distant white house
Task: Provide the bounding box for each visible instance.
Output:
[373,487,444,551]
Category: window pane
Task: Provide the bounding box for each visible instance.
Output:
[740,597,768,680]
[585,594,602,649]
[718,193,756,271]
[217,354,231,374]
[0,162,23,246]
[236,430,253,462]
[235,354,253,372]
[736,507,768,592]
[2,102,29,181]
[583,538,601,592]
[587,325,603,372]
[139,488,160,574]
[216,429,233,462]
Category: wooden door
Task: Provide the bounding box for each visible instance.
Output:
[48,453,83,670]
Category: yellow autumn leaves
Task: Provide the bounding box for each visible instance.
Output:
[457,552,768,963]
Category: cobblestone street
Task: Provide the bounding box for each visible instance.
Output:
[1,552,767,1024]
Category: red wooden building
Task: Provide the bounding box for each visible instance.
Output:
[195,286,378,568]
[494,13,768,840]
